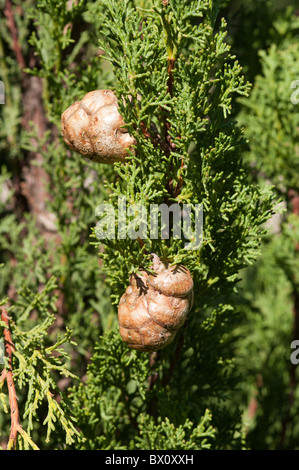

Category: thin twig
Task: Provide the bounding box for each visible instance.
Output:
[164,57,176,152]
[1,307,22,450]
[4,0,26,76]
[161,320,188,387]
[148,351,160,391]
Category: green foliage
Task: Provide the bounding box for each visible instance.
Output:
[232,213,299,449]
[219,0,299,84]
[67,0,274,450]
[230,36,299,449]
[0,278,81,449]
[0,0,283,451]
[0,0,115,448]
[135,410,216,450]
[92,0,274,299]
[68,330,217,450]
[238,40,299,195]
[25,0,114,120]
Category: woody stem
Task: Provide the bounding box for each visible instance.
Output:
[1,307,21,449]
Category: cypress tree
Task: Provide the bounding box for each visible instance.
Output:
[0,0,275,449]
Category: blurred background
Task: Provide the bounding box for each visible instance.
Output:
[0,0,299,449]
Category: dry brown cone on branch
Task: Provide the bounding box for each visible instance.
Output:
[118,254,194,352]
[61,89,136,164]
